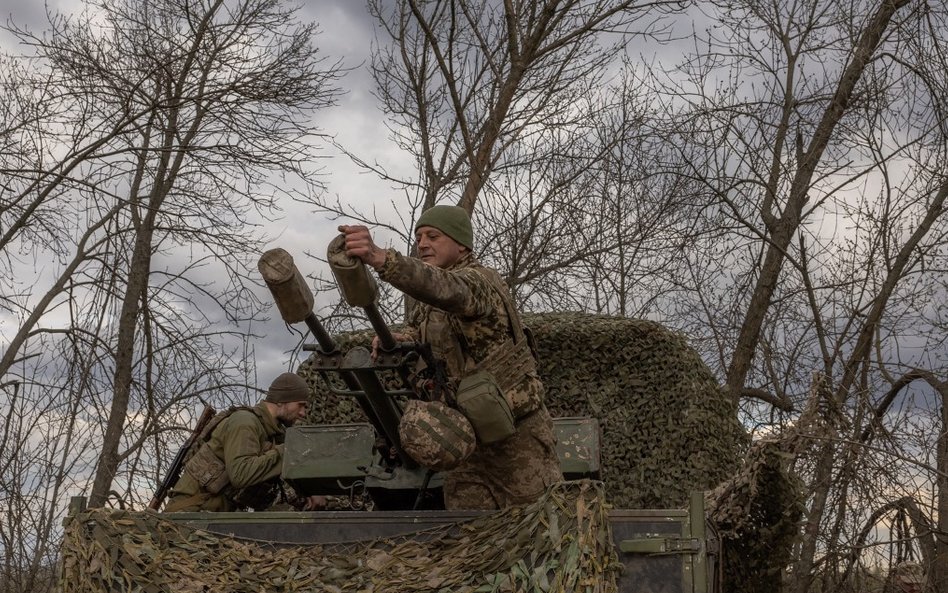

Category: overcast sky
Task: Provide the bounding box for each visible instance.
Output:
[2,0,944,395]
[0,0,420,388]
[251,1,418,382]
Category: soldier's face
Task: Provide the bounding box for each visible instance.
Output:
[278,401,309,427]
[415,226,466,268]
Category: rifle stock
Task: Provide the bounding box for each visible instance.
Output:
[149,404,216,511]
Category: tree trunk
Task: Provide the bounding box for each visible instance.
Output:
[86,0,222,507]
[934,376,948,593]
[724,0,911,395]
[792,373,837,593]
[87,222,156,507]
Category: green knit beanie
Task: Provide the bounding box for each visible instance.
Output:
[265,372,310,403]
[415,205,473,250]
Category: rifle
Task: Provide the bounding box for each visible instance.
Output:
[149,404,217,510]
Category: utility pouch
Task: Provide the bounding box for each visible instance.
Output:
[481,339,540,418]
[184,444,230,494]
[456,370,516,444]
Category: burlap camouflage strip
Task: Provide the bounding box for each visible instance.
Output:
[60,480,620,593]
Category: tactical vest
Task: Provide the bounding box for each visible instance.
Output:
[421,265,542,421]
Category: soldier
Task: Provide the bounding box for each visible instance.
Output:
[164,372,326,512]
[339,204,563,510]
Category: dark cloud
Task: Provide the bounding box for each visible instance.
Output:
[0,0,48,28]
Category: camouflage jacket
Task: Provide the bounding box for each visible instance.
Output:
[169,401,285,511]
[377,249,543,417]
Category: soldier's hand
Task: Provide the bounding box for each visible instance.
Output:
[371,332,409,360]
[302,495,327,511]
[338,225,386,270]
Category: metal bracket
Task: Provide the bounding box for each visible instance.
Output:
[619,537,702,554]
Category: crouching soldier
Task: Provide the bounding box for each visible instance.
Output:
[165,372,325,512]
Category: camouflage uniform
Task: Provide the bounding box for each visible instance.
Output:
[165,402,285,512]
[378,249,563,510]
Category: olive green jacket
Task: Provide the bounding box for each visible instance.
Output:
[166,401,284,512]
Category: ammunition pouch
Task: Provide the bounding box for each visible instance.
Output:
[184,443,230,494]
[476,338,541,419]
[448,266,543,424]
[456,370,516,444]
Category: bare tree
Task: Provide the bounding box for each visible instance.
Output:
[331,1,948,591]
[0,0,343,586]
[0,0,342,508]
[471,70,706,317]
[362,0,684,215]
[645,0,948,590]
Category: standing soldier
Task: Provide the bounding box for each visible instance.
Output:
[339,205,563,510]
[164,372,325,512]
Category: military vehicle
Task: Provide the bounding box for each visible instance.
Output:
[61,240,725,593]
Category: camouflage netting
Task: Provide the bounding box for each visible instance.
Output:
[707,437,805,593]
[60,480,619,593]
[298,311,803,592]
[299,312,747,509]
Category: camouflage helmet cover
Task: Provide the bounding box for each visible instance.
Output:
[398,400,476,471]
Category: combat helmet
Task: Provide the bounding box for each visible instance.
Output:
[398,400,476,471]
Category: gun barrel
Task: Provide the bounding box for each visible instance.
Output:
[299,312,393,442]
[149,446,189,510]
[363,304,397,351]
[304,312,337,353]
[344,348,416,468]
[259,245,422,470]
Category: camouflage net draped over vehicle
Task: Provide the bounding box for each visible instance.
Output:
[60,480,619,593]
[707,436,805,593]
[298,312,801,593]
[299,312,747,509]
